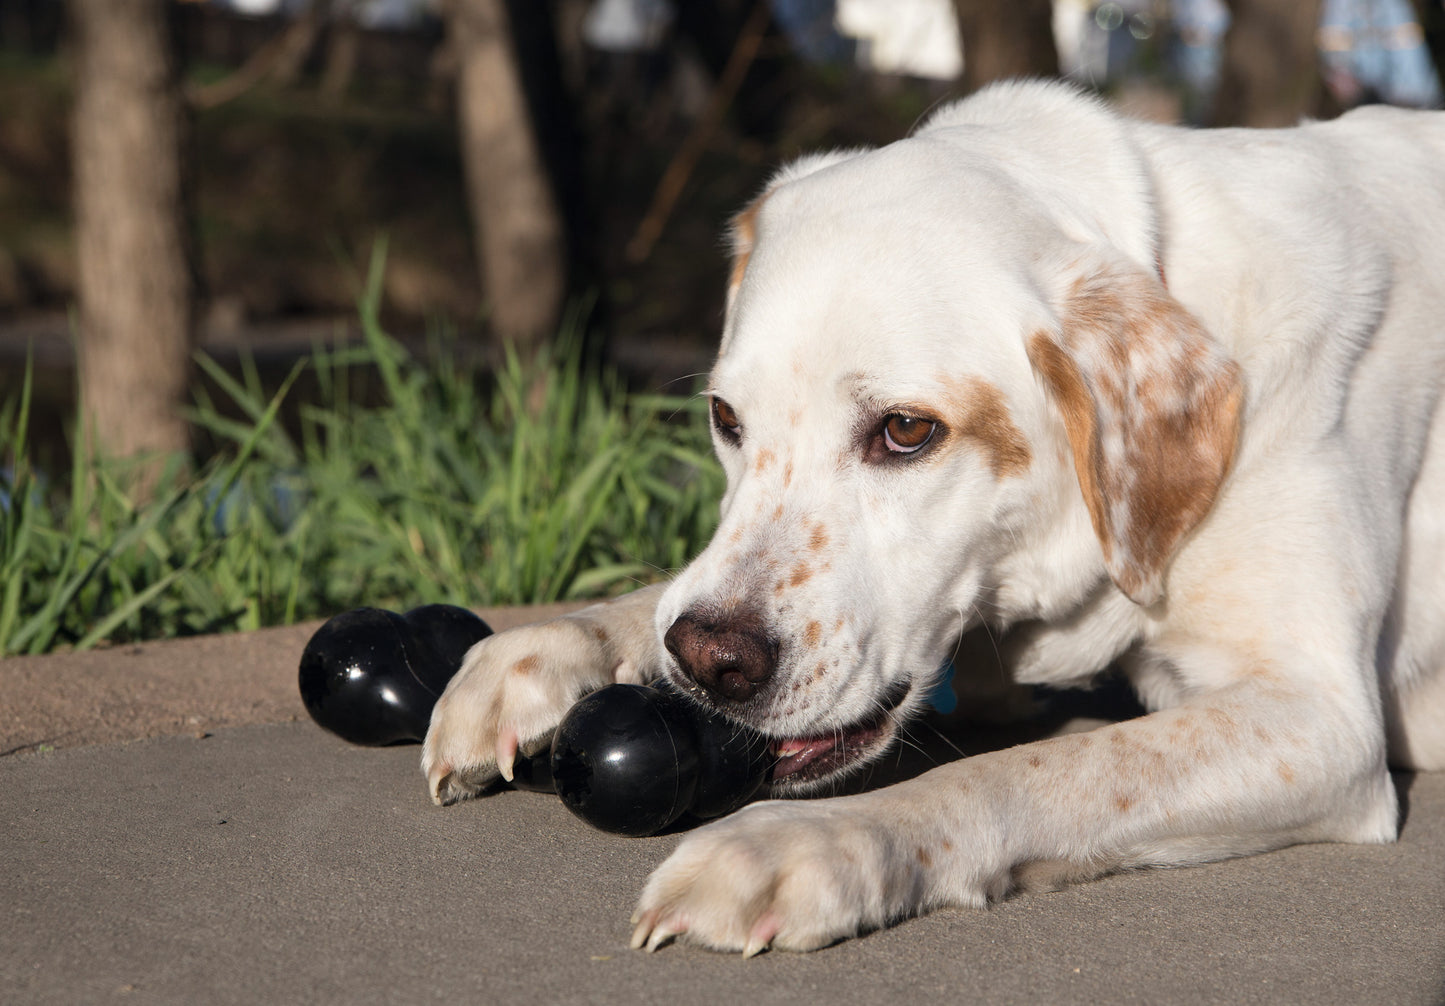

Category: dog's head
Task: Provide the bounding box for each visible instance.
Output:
[655,83,1243,791]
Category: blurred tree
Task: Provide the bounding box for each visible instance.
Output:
[442,0,566,352]
[672,0,789,140]
[1212,0,1326,126]
[186,0,330,110]
[950,0,1058,92]
[70,0,195,492]
[321,0,360,103]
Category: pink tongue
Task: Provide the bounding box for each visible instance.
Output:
[775,738,815,756]
[770,736,838,779]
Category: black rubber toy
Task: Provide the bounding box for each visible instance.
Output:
[550,680,773,836]
[297,606,774,835]
[298,604,493,747]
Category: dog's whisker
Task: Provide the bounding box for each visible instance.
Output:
[914,720,968,763]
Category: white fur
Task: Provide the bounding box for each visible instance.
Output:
[424,81,1445,954]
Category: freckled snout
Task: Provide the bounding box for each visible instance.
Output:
[664,609,778,702]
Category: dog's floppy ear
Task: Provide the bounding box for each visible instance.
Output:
[1026,259,1244,606]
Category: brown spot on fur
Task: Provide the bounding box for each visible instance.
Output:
[590,626,610,646]
[728,193,768,293]
[511,655,540,676]
[1027,331,1107,552]
[833,617,845,633]
[783,461,794,488]
[811,662,826,682]
[808,525,829,552]
[804,621,821,648]
[940,376,1033,478]
[941,839,954,851]
[772,504,784,521]
[1026,261,1244,604]
[916,848,933,868]
[1277,761,1296,785]
[1027,755,1043,769]
[789,563,812,587]
[1115,794,1135,812]
[755,448,776,473]
[1206,707,1239,740]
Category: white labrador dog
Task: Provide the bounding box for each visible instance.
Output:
[423,81,1445,955]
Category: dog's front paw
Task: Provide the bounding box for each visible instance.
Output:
[422,620,613,805]
[629,799,919,956]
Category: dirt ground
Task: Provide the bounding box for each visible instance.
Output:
[0,602,587,756]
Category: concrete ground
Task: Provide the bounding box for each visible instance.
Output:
[3,608,1443,1005]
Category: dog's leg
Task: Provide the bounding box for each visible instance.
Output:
[422,583,667,804]
[630,675,1397,954]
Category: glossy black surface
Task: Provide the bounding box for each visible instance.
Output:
[298,605,492,746]
[550,682,772,836]
[299,607,771,834]
[685,690,772,819]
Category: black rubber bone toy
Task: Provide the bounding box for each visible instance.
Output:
[298,605,773,836]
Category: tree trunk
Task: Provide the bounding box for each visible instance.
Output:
[951,0,1059,93]
[443,0,566,352]
[1212,0,1325,126]
[320,4,360,104]
[70,0,194,490]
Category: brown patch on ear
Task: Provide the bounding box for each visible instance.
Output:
[1027,261,1244,605]
[1027,334,1109,534]
[941,377,1033,478]
[727,193,769,298]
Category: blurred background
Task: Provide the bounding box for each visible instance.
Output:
[1,0,1442,651]
[4,0,1443,464]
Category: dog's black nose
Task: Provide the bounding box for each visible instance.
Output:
[664,609,778,702]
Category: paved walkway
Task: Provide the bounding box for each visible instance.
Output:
[3,610,1442,1004]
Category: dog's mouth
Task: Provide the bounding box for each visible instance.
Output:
[765,680,910,790]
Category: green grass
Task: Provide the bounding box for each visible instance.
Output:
[0,252,723,656]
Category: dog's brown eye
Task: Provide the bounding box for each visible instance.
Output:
[712,397,741,441]
[883,414,936,453]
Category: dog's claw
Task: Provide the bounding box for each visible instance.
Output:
[743,911,781,958]
[645,922,681,953]
[629,913,656,951]
[495,727,519,784]
[630,908,686,953]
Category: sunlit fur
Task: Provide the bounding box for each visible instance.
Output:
[425,80,1445,955]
